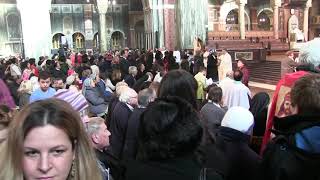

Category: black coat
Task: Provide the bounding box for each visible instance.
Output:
[125,155,224,180]
[119,57,129,79]
[109,102,133,159]
[205,126,261,180]
[122,108,146,160]
[207,54,218,81]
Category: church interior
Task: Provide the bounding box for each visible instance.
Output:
[0,0,319,85]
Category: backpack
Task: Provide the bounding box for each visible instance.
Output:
[261,123,320,180]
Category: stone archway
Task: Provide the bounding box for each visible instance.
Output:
[111,31,125,50]
[72,32,85,51]
[225,9,250,31]
[257,10,273,31]
[52,33,65,49]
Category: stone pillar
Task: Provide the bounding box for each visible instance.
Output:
[304,0,312,41]
[272,0,281,39]
[130,28,135,48]
[273,5,279,39]
[250,8,258,31]
[96,0,108,53]
[17,0,52,59]
[237,0,247,39]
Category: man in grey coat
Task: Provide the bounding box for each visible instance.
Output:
[200,85,227,143]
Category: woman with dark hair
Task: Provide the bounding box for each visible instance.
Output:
[125,96,223,180]
[158,69,198,109]
[249,92,270,153]
[250,92,270,136]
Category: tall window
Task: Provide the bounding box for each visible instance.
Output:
[6,13,21,39]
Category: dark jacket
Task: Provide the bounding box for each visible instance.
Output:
[200,102,226,143]
[273,114,320,153]
[109,102,133,159]
[123,108,146,160]
[84,86,108,115]
[207,54,218,81]
[119,57,129,79]
[124,75,136,88]
[205,126,261,180]
[125,155,224,180]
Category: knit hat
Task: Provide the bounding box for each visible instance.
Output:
[54,89,88,113]
[221,106,254,135]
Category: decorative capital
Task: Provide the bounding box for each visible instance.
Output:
[271,0,281,7]
[306,0,312,8]
[96,0,109,14]
[236,0,247,5]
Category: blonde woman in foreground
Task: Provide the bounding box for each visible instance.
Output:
[0,98,103,180]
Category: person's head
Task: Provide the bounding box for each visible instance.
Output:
[119,88,138,107]
[128,66,138,77]
[298,38,320,68]
[115,82,129,97]
[86,117,111,151]
[81,69,91,78]
[0,104,14,144]
[198,66,207,76]
[237,58,247,68]
[221,106,254,136]
[207,86,223,104]
[233,70,243,81]
[38,71,51,92]
[158,70,198,109]
[0,99,102,180]
[138,88,156,108]
[137,96,203,161]
[290,74,320,114]
[222,49,228,55]
[90,65,99,77]
[52,77,65,90]
[286,51,294,59]
[111,69,122,82]
[223,71,233,80]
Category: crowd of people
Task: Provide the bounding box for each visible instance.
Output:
[0,36,319,180]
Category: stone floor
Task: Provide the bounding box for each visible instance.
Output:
[249,81,276,99]
[247,53,285,99]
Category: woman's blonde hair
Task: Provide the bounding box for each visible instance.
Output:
[0,98,103,180]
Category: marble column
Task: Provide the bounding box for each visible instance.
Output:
[237,0,247,40]
[271,0,281,39]
[304,0,312,41]
[17,0,52,59]
[97,0,108,53]
[273,5,279,39]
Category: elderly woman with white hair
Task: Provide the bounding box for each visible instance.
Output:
[205,106,261,180]
[124,66,138,88]
[82,74,109,117]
